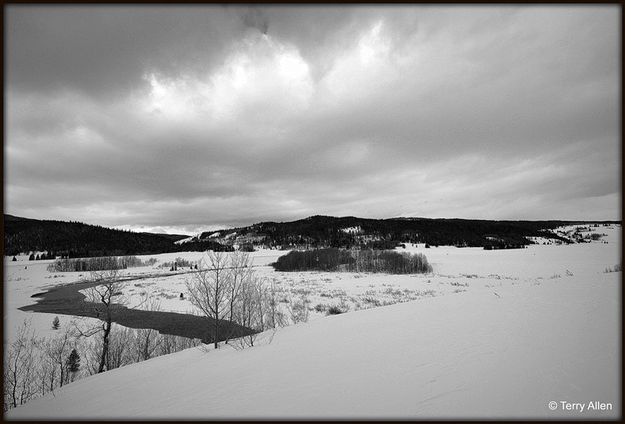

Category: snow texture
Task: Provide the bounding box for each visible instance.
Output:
[5,224,621,419]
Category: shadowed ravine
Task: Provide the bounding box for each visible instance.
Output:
[19,273,254,344]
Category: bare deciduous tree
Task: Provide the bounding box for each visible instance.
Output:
[35,348,53,397]
[40,326,76,388]
[185,251,287,350]
[77,270,127,373]
[4,320,37,410]
[264,279,287,329]
[133,295,163,362]
[106,325,134,371]
[225,251,252,343]
[231,274,287,348]
[185,251,232,349]
[232,274,264,348]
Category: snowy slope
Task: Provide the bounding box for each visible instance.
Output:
[8,269,620,419]
[174,233,203,245]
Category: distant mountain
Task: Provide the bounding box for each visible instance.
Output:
[3,215,231,257]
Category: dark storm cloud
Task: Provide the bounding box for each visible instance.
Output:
[5,5,620,233]
[7,5,251,98]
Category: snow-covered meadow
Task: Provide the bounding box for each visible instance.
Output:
[4,223,621,419]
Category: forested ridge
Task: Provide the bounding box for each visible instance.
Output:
[211,215,614,249]
[3,215,228,257]
[4,214,619,257]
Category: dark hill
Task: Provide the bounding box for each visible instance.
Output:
[4,214,619,257]
[203,215,619,250]
[150,233,189,242]
[3,215,229,257]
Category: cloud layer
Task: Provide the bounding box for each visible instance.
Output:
[6,5,620,233]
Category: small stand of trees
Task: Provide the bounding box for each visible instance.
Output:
[29,252,55,261]
[4,321,81,411]
[160,257,194,270]
[47,256,155,273]
[4,317,202,412]
[273,248,433,274]
[185,251,285,349]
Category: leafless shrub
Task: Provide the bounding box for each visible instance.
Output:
[314,303,328,313]
[159,333,201,356]
[362,296,382,307]
[263,279,287,329]
[288,294,310,324]
[605,264,622,273]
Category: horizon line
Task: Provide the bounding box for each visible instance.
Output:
[4,212,622,237]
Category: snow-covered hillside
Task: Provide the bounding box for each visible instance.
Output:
[174,234,200,245]
[8,258,620,419]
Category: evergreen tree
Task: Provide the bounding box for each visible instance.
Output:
[66,349,81,381]
[52,316,60,330]
[28,253,35,261]
[12,256,17,261]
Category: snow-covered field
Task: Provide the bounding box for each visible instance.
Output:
[5,223,621,419]
[3,259,104,344]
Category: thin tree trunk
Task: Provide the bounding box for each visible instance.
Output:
[11,371,18,408]
[214,272,220,349]
[98,319,112,373]
[214,314,219,349]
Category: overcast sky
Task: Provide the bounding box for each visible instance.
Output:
[5,5,620,234]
